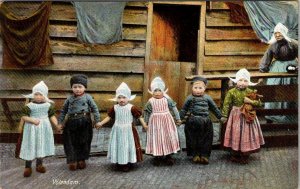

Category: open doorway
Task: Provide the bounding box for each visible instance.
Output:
[150,4,200,62]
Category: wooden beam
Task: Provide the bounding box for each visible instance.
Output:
[205,41,269,56]
[204,56,261,71]
[0,55,145,73]
[143,2,153,105]
[50,4,148,25]
[206,11,251,27]
[254,85,298,102]
[186,72,298,80]
[49,24,147,41]
[50,39,146,57]
[196,3,206,75]
[0,71,144,92]
[206,28,259,41]
[153,1,205,6]
[209,2,230,10]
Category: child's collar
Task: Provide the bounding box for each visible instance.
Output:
[73,92,85,97]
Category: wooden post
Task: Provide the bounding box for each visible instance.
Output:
[196,2,206,75]
[142,2,153,105]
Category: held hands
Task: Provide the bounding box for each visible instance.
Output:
[56,124,63,133]
[175,119,182,126]
[142,125,148,132]
[220,117,227,124]
[95,122,103,130]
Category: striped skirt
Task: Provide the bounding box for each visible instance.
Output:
[224,106,265,153]
[146,112,180,156]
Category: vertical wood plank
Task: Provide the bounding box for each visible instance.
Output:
[143,3,153,105]
[197,3,206,74]
[145,61,181,103]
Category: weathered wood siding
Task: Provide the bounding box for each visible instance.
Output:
[0,1,274,134]
[204,2,269,106]
[0,2,148,133]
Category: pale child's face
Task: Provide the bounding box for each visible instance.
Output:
[236,78,249,89]
[117,95,129,106]
[192,81,206,96]
[153,89,164,99]
[72,84,85,96]
[33,92,45,103]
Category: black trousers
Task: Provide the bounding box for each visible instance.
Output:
[63,116,93,163]
[184,115,213,158]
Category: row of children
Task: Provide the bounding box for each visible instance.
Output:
[17,68,264,177]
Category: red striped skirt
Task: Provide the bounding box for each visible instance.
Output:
[224,106,265,153]
[146,112,180,156]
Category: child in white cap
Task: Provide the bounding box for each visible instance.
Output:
[144,77,181,166]
[221,68,265,164]
[96,82,148,172]
[19,81,60,177]
[259,22,298,123]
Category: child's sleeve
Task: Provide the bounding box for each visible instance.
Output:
[167,98,180,120]
[87,95,100,122]
[143,101,152,123]
[58,98,69,124]
[179,96,191,120]
[221,90,233,118]
[48,104,56,117]
[207,95,222,119]
[107,107,115,119]
[131,106,142,119]
[21,105,30,117]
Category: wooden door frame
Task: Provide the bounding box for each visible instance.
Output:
[143,1,207,104]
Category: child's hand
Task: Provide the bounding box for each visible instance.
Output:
[244,97,253,104]
[176,120,182,126]
[56,124,63,133]
[220,117,227,124]
[142,125,148,132]
[95,122,103,130]
[32,119,40,126]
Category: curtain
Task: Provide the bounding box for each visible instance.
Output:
[244,1,298,43]
[0,2,53,67]
[72,2,127,44]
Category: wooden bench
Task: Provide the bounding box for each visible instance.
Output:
[186,72,298,147]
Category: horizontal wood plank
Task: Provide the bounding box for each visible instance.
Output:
[206,11,251,27]
[186,72,298,80]
[253,85,298,102]
[0,55,145,73]
[0,71,144,92]
[49,24,147,41]
[126,2,148,7]
[50,4,148,25]
[205,41,269,56]
[50,39,146,57]
[204,56,261,71]
[206,28,259,40]
[257,108,298,116]
[0,92,143,112]
[209,2,230,10]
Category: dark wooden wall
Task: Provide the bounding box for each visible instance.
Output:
[203,2,269,106]
[0,1,275,135]
[0,2,148,133]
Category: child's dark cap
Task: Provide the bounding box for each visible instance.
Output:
[70,74,88,88]
[191,76,208,85]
